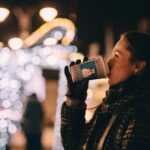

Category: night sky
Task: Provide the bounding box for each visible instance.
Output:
[0,0,150,53]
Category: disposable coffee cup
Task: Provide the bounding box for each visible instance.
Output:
[70,56,109,82]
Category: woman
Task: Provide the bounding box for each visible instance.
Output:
[61,32,150,150]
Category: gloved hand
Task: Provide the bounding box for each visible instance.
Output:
[65,57,89,104]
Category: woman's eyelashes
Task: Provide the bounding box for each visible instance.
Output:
[113,51,120,58]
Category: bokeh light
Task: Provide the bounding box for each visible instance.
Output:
[43,37,58,46]
[39,7,58,22]
[0,8,10,22]
[8,37,23,50]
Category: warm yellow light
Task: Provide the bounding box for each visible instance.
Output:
[39,7,58,22]
[24,18,75,48]
[43,37,57,46]
[0,41,4,48]
[8,37,23,50]
[0,7,10,22]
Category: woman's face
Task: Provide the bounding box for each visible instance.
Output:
[108,39,136,86]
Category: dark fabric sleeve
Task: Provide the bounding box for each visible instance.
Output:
[121,111,150,150]
[61,101,87,150]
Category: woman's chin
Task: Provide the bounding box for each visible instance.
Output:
[108,74,117,86]
[108,78,116,86]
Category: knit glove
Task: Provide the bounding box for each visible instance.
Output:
[65,57,89,105]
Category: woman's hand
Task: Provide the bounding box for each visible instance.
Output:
[65,57,89,105]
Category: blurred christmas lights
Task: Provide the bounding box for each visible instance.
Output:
[0,44,78,149]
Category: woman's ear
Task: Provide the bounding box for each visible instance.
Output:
[133,60,146,74]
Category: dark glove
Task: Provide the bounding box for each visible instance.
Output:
[65,57,89,103]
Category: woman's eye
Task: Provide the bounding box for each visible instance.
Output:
[114,54,119,58]
[113,51,120,58]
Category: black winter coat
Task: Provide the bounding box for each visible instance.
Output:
[61,77,150,150]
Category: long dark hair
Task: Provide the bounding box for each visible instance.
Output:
[121,31,150,79]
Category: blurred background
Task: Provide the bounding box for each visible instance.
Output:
[0,0,149,150]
